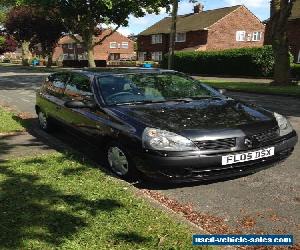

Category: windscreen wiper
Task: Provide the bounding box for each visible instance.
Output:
[114,100,167,106]
[187,96,224,100]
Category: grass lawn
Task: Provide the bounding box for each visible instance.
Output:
[200,80,300,98]
[0,153,200,250]
[0,107,204,249]
[0,107,24,133]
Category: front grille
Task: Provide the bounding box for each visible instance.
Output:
[251,127,280,147]
[195,138,236,151]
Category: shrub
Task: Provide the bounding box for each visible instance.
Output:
[62,60,107,68]
[162,46,275,77]
[291,64,300,80]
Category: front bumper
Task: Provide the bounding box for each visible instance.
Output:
[133,132,298,183]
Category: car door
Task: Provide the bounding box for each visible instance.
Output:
[39,72,70,122]
[61,72,109,138]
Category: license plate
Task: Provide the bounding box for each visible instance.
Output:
[222,147,275,166]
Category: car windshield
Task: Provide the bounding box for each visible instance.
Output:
[96,72,215,105]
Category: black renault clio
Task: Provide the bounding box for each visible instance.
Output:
[36,68,298,182]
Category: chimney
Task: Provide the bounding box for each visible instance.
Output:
[194,3,204,14]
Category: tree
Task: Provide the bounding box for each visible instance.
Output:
[31,9,65,67]
[168,0,178,69]
[4,6,36,65]
[0,35,17,54]
[167,0,196,70]
[4,5,64,67]
[269,0,295,85]
[21,0,171,68]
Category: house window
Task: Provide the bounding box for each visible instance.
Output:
[77,43,82,48]
[110,42,117,49]
[151,51,163,61]
[68,43,73,49]
[110,53,120,60]
[176,33,186,42]
[121,42,129,49]
[297,50,300,63]
[151,34,162,44]
[236,31,246,41]
[138,52,146,62]
[252,32,262,41]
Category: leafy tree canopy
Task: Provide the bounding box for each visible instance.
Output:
[16,0,172,67]
[0,35,17,54]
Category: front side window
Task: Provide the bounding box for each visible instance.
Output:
[97,73,214,105]
[151,51,162,61]
[236,31,246,41]
[176,33,186,42]
[252,31,262,41]
[64,73,93,101]
[45,73,69,97]
[151,34,162,44]
[110,42,117,49]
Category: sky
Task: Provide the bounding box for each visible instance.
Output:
[117,0,270,36]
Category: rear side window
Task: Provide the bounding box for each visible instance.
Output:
[64,73,93,101]
[45,73,69,97]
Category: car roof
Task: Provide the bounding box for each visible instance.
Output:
[70,67,175,77]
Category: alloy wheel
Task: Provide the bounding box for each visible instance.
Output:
[107,146,129,176]
[38,111,48,130]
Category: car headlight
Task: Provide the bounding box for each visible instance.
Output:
[142,127,198,151]
[274,112,293,136]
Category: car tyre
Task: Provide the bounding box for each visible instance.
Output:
[106,142,138,181]
[38,110,54,132]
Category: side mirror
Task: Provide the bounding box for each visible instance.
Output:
[64,100,98,109]
[218,88,227,95]
[64,100,87,108]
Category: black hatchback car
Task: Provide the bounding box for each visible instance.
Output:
[36,68,298,182]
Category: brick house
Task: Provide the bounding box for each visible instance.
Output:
[288,0,300,63]
[137,4,265,62]
[53,29,135,63]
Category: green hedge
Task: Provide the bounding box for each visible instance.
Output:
[162,46,275,77]
[291,64,300,79]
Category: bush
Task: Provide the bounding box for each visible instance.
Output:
[291,64,300,80]
[62,60,107,68]
[162,46,275,77]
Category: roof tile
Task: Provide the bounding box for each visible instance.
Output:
[290,0,300,20]
[139,5,241,36]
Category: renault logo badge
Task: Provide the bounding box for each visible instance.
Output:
[244,138,253,148]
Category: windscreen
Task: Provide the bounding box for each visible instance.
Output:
[97,72,214,105]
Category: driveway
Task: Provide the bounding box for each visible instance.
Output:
[1,66,299,241]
